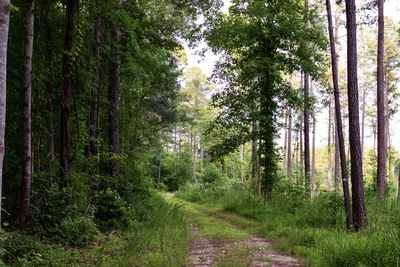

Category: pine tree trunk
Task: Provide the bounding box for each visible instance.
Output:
[192,136,197,182]
[45,5,54,163]
[240,144,244,182]
[311,82,316,196]
[89,15,102,157]
[326,0,354,230]
[376,0,386,199]
[361,87,366,157]
[108,0,122,176]
[283,114,287,171]
[251,120,258,180]
[304,74,311,196]
[287,109,292,177]
[327,97,332,191]
[345,0,367,230]
[334,109,340,192]
[0,0,10,228]
[60,0,78,180]
[19,0,34,230]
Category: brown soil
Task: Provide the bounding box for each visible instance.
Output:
[188,225,303,267]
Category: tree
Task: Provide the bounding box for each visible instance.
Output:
[345,0,367,230]
[60,0,79,180]
[89,9,102,158]
[376,0,385,199]
[326,0,353,230]
[19,0,34,230]
[0,0,9,228]
[108,0,123,177]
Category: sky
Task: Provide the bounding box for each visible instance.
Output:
[184,0,400,151]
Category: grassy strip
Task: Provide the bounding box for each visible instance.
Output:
[176,183,400,267]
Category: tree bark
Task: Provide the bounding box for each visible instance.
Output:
[327,96,332,191]
[287,109,292,177]
[345,0,367,230]
[89,14,102,157]
[192,136,197,182]
[251,120,258,180]
[311,83,316,196]
[376,0,386,199]
[0,0,9,228]
[108,0,122,176]
[304,74,311,196]
[283,114,287,171]
[60,0,78,180]
[19,0,34,230]
[326,0,354,230]
[240,144,244,182]
[45,5,54,162]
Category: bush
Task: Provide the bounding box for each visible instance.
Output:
[95,188,133,230]
[201,163,223,185]
[56,216,98,247]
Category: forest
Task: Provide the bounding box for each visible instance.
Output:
[0,0,399,266]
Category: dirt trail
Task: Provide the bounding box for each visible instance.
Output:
[188,219,303,267]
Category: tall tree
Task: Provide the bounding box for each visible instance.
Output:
[304,74,311,195]
[108,0,122,176]
[60,0,79,179]
[345,0,367,230]
[19,0,35,230]
[287,109,292,177]
[0,0,9,228]
[89,13,102,158]
[376,0,386,199]
[326,0,353,229]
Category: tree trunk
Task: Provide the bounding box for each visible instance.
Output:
[327,96,332,191]
[240,144,244,182]
[304,74,311,196]
[345,0,367,230]
[45,5,54,163]
[376,0,386,199]
[89,15,102,157]
[283,114,288,171]
[19,0,34,230]
[334,108,340,193]
[60,0,78,180]
[251,120,258,180]
[361,87,366,157]
[287,109,292,177]
[200,137,204,172]
[311,83,316,196]
[326,0,354,230]
[192,136,197,182]
[108,0,122,176]
[299,112,303,175]
[0,0,9,228]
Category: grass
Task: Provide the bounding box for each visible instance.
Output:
[176,182,400,267]
[3,194,190,267]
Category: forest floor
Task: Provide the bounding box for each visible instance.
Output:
[168,194,303,267]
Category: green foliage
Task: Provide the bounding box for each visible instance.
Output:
[57,217,98,247]
[161,150,192,191]
[94,189,133,230]
[200,163,223,184]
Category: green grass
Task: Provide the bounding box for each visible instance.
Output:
[3,195,190,267]
[176,182,400,267]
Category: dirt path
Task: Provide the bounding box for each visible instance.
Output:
[182,201,303,267]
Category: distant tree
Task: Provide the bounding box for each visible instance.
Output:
[345,0,367,230]
[19,0,35,230]
[0,0,10,227]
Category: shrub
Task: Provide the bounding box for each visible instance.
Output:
[95,188,133,230]
[56,216,98,247]
[201,163,223,185]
